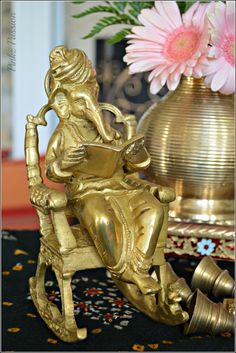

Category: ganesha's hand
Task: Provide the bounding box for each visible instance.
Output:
[26,105,50,127]
[116,113,136,124]
[27,114,47,127]
[151,186,176,203]
[59,146,87,171]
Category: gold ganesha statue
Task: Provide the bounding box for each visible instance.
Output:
[25,45,189,342]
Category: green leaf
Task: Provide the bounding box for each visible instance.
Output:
[128,2,154,18]
[183,1,195,12]
[73,5,118,19]
[129,2,154,12]
[107,28,132,44]
[177,1,187,14]
[72,0,86,4]
[111,1,127,12]
[128,8,140,19]
[83,15,135,39]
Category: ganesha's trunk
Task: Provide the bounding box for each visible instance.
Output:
[86,107,114,143]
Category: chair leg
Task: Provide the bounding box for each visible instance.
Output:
[29,252,48,309]
[54,269,87,342]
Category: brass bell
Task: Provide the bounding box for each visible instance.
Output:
[184,289,234,335]
[176,277,193,307]
[191,256,235,297]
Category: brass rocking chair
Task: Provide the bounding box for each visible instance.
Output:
[25,108,181,343]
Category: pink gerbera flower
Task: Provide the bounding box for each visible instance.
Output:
[204,1,235,95]
[124,1,213,94]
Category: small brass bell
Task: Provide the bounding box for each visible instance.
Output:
[191,256,234,297]
[184,289,234,335]
[175,277,193,307]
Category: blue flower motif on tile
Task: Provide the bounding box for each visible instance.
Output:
[197,239,216,256]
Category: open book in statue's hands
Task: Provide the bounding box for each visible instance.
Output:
[71,134,150,178]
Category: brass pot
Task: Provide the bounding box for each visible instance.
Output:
[138,77,234,224]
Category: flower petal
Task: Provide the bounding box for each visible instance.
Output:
[132,27,165,43]
[210,63,230,91]
[161,1,182,28]
[124,0,212,94]
[203,57,225,76]
[148,65,166,81]
[129,59,163,73]
[150,77,163,94]
[126,41,162,52]
[193,2,214,30]
[167,74,181,91]
[183,1,200,26]
[192,66,203,78]
[208,2,225,32]
[219,66,235,94]
[154,1,180,29]
[184,67,193,76]
[204,73,214,87]
[138,8,172,32]
[225,2,235,35]
[226,1,235,17]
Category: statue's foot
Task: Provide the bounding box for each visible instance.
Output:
[155,276,189,325]
[113,274,188,325]
[133,273,161,295]
[156,300,189,325]
[121,267,161,295]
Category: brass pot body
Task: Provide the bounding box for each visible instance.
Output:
[138,77,234,224]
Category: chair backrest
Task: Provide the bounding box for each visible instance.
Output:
[25,105,50,188]
[25,106,56,237]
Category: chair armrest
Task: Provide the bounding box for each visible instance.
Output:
[30,184,67,212]
[150,185,176,203]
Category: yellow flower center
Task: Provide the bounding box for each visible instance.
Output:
[164,27,200,62]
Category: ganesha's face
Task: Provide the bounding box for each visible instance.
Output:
[53,82,114,142]
[69,83,99,117]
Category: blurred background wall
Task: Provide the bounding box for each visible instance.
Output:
[2,1,127,228]
[2,1,162,228]
[3,1,98,159]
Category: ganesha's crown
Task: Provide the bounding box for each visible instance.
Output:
[44,45,96,98]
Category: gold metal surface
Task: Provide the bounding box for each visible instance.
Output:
[184,289,234,335]
[223,298,235,316]
[153,262,193,308]
[138,77,234,224]
[168,221,235,240]
[191,256,235,297]
[25,45,189,342]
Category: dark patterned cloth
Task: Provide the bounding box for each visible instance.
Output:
[2,230,234,352]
